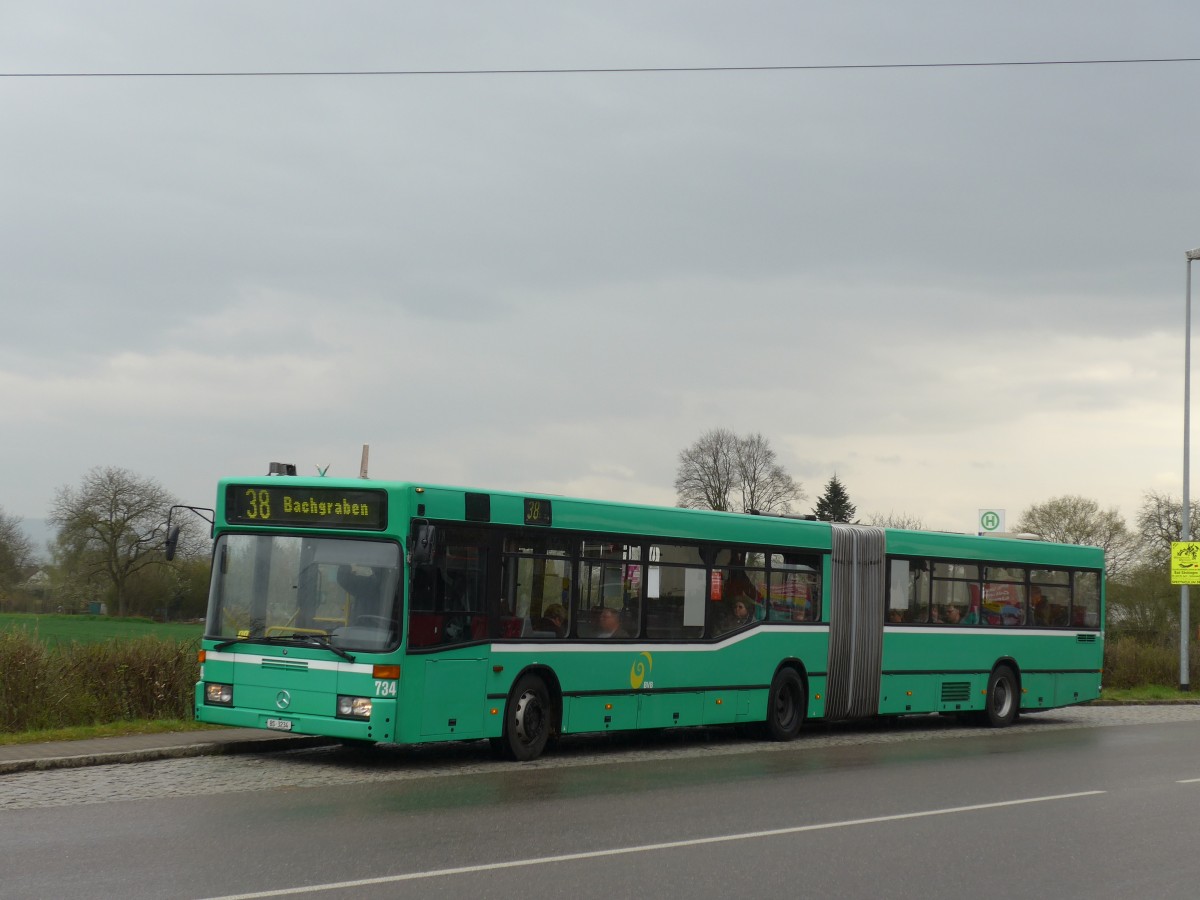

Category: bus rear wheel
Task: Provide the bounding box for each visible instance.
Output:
[985,665,1019,728]
[498,674,552,761]
[766,668,806,741]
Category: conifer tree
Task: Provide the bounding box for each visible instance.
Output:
[813,475,856,523]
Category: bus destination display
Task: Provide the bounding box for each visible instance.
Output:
[225,485,387,529]
[524,497,552,526]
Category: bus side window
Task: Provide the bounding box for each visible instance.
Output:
[408,612,443,647]
[441,548,488,643]
[886,559,910,623]
[1073,571,1101,628]
[410,566,439,611]
[890,559,931,623]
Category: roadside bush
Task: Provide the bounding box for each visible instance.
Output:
[1103,635,1200,689]
[0,631,197,733]
[0,631,54,731]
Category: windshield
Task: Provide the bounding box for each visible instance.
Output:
[206,534,402,652]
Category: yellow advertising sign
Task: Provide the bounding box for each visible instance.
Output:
[1171,542,1200,585]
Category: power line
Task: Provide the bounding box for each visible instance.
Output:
[2,57,1199,79]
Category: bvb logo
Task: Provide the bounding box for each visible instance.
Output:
[630,652,653,689]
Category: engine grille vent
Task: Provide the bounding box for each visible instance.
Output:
[262,659,309,671]
[941,682,971,703]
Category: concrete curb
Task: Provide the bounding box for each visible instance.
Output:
[1086,699,1200,706]
[0,735,338,776]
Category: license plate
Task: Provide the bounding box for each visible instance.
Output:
[265,718,293,732]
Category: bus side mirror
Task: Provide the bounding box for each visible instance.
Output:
[164,525,181,561]
[410,523,437,566]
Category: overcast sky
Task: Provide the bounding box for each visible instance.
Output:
[3,1,1199,544]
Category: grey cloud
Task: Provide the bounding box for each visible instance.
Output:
[2,1,1198,529]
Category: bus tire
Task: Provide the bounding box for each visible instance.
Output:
[501,674,552,761]
[985,665,1019,728]
[766,668,806,741]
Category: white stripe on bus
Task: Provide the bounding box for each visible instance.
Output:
[205,625,1092,666]
[491,624,827,654]
[204,651,375,675]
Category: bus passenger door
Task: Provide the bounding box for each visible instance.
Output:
[420,658,487,738]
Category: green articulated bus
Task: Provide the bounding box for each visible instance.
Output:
[195,472,1104,760]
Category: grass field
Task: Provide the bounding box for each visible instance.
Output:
[0,613,203,646]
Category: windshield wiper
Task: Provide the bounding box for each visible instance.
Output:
[212,633,355,662]
[214,635,268,651]
[288,632,356,663]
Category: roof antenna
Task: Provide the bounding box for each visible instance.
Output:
[359,444,370,479]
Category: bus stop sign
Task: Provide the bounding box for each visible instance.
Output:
[1171,541,1200,585]
[978,509,1004,535]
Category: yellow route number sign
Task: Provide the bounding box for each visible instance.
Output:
[1171,541,1200,584]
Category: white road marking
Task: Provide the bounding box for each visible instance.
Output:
[198,790,1105,899]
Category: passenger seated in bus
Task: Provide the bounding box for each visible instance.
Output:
[725,598,753,630]
[1030,587,1047,624]
[886,608,904,623]
[938,605,962,624]
[724,564,762,606]
[534,603,567,637]
[596,606,629,638]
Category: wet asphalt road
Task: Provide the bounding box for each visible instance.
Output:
[4,705,1200,899]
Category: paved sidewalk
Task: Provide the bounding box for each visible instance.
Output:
[0,729,336,776]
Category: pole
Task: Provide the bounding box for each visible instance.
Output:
[1185,254,1196,691]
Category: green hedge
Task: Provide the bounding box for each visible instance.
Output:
[0,631,197,732]
[1103,636,1200,690]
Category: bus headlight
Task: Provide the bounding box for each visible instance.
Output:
[336,696,373,720]
[205,683,233,706]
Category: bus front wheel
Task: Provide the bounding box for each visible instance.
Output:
[766,668,806,741]
[985,665,1019,728]
[498,674,552,761]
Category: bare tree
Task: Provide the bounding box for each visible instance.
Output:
[734,432,803,514]
[1013,495,1137,578]
[0,508,35,592]
[50,466,180,617]
[866,511,927,531]
[675,429,802,514]
[675,428,738,511]
[1136,490,1200,561]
